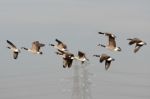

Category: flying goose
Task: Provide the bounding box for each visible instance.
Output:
[6,40,21,59]
[56,50,74,68]
[93,53,115,70]
[98,32,121,52]
[21,41,45,54]
[74,51,89,64]
[50,39,68,52]
[127,38,147,53]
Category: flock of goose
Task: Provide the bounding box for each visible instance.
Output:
[6,32,147,70]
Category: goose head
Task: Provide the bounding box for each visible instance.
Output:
[114,47,121,52]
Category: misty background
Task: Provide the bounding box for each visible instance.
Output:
[0,0,150,99]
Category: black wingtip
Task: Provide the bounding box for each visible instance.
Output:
[6,40,10,43]
[63,65,66,68]
[55,38,59,42]
[14,57,17,59]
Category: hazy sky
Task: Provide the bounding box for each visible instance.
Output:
[0,0,150,99]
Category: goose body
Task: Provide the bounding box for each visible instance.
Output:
[98,32,121,52]
[74,51,89,64]
[50,39,68,52]
[93,53,115,70]
[127,38,147,53]
[6,40,20,59]
[21,41,45,54]
[56,50,74,68]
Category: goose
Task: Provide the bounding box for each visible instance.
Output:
[21,41,45,54]
[98,32,121,52]
[93,53,115,70]
[6,40,21,59]
[127,38,147,53]
[56,50,74,68]
[50,39,68,52]
[74,51,89,64]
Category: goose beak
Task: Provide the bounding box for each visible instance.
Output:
[6,46,11,49]
[97,44,100,46]
[49,44,54,46]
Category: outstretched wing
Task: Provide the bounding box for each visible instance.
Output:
[63,59,68,68]
[13,52,19,59]
[56,39,63,44]
[32,41,45,51]
[100,54,110,63]
[63,54,74,68]
[56,39,67,50]
[128,38,141,45]
[108,36,116,48]
[31,41,39,51]
[67,58,73,68]
[134,46,141,53]
[105,61,111,70]
[7,40,16,48]
[78,51,85,58]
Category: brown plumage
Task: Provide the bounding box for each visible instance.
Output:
[56,50,74,68]
[50,39,68,52]
[93,53,115,70]
[74,51,89,64]
[98,32,121,52]
[6,40,21,59]
[21,41,45,54]
[127,38,147,53]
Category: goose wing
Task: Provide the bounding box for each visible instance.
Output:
[31,41,45,51]
[128,38,142,45]
[7,40,16,48]
[63,59,73,68]
[105,61,111,70]
[134,46,142,53]
[57,49,65,54]
[63,59,68,68]
[66,58,74,68]
[108,36,116,48]
[56,39,67,50]
[56,39,63,44]
[31,41,39,51]
[103,33,116,47]
[13,52,19,59]
[78,51,85,58]
[63,53,74,68]
[100,54,110,63]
